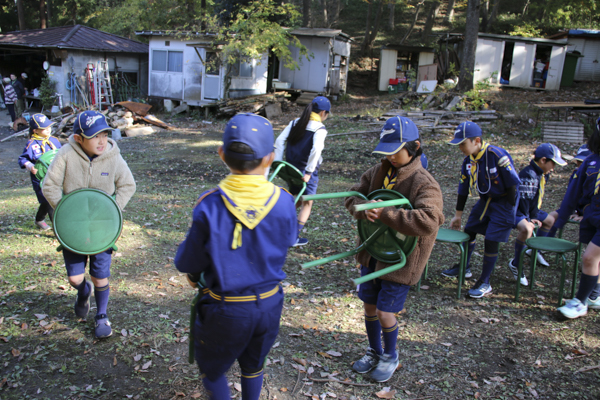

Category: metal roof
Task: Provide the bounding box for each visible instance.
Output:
[0,25,148,53]
[135,31,216,39]
[289,28,352,41]
[478,33,568,46]
[382,44,435,53]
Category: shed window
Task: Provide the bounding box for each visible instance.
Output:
[230,57,253,78]
[152,50,183,72]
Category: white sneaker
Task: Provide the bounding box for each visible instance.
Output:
[557,298,588,319]
[526,249,549,267]
[508,259,528,286]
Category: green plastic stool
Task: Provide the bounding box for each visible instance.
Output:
[515,236,580,306]
[268,160,306,204]
[419,228,471,299]
[555,219,582,265]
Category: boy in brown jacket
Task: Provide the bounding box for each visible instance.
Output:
[345,116,444,382]
[43,110,136,339]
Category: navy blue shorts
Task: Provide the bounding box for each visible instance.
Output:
[515,210,549,227]
[63,248,112,279]
[194,286,284,381]
[357,263,410,313]
[289,166,319,196]
[465,197,517,243]
[579,220,600,247]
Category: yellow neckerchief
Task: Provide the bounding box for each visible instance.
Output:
[309,112,322,122]
[469,141,490,195]
[595,171,600,195]
[30,133,56,153]
[218,174,281,250]
[538,174,546,209]
[383,167,397,189]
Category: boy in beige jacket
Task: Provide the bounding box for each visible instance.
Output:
[43,110,136,338]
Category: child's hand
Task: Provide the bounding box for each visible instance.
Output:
[302,173,311,183]
[570,214,583,222]
[365,200,383,222]
[31,166,38,175]
[450,215,462,230]
[531,219,542,228]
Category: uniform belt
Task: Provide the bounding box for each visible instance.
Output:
[208,285,280,302]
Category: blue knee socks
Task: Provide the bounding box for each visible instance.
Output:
[547,225,558,238]
[202,373,230,400]
[365,314,383,355]
[513,239,525,266]
[537,227,550,237]
[94,284,110,316]
[73,279,90,300]
[576,273,600,304]
[241,369,264,400]
[479,240,500,284]
[381,321,398,359]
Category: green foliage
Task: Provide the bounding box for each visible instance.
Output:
[509,22,542,37]
[39,76,57,109]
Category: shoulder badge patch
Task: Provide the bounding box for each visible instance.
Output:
[498,156,510,168]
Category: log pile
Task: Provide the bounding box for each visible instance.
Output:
[216,92,293,117]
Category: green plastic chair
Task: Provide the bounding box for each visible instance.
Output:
[268,160,306,204]
[419,228,471,299]
[53,189,123,255]
[514,236,580,306]
[300,189,416,286]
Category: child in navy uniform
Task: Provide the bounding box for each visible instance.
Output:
[443,122,521,298]
[555,127,600,318]
[43,111,136,338]
[274,96,330,246]
[345,116,444,382]
[175,113,297,400]
[508,143,567,285]
[18,114,62,230]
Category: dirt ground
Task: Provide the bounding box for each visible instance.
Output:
[1,85,600,400]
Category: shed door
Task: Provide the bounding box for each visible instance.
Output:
[578,40,600,81]
[203,52,221,101]
[474,39,502,84]
[509,42,535,87]
[378,49,397,91]
[545,46,566,91]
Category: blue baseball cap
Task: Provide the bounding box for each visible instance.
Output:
[29,113,55,130]
[449,121,482,145]
[73,110,112,139]
[311,96,331,113]
[573,144,591,162]
[372,116,420,155]
[223,113,274,160]
[534,143,567,166]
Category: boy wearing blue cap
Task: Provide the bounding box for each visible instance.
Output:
[508,143,567,285]
[554,126,600,318]
[443,121,521,298]
[18,113,62,230]
[43,110,136,338]
[275,95,331,246]
[175,113,297,400]
[345,116,444,382]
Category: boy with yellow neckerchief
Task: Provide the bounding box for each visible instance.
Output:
[442,121,521,298]
[175,113,297,400]
[18,113,62,230]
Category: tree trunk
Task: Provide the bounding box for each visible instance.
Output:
[302,0,310,27]
[319,0,328,27]
[387,1,395,31]
[456,0,480,92]
[485,0,501,32]
[400,0,424,44]
[47,0,52,27]
[521,0,530,17]
[361,0,384,56]
[480,0,489,31]
[444,0,455,23]
[421,1,441,43]
[17,0,25,30]
[331,0,341,28]
[200,0,207,31]
[361,1,373,54]
[40,0,46,29]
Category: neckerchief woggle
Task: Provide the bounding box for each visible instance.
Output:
[383,167,397,190]
[469,141,490,195]
[218,174,280,250]
[29,133,57,153]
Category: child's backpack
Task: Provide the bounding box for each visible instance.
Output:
[34,149,59,182]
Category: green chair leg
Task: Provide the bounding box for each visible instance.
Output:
[529,248,540,287]
[456,241,467,299]
[571,243,581,299]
